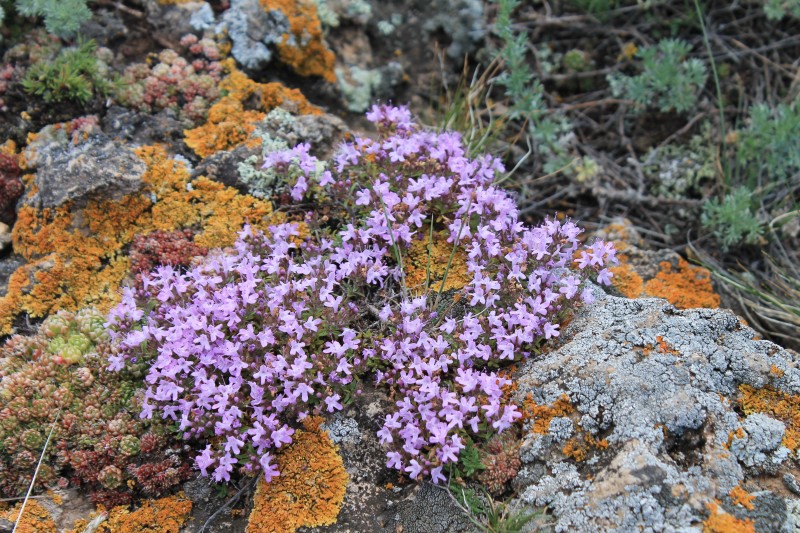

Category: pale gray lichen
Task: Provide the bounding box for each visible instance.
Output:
[336,63,403,113]
[547,417,574,443]
[323,415,361,446]
[189,2,215,31]
[219,0,289,71]
[730,414,791,473]
[313,0,372,27]
[238,109,301,198]
[237,108,345,197]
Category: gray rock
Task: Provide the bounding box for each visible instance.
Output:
[192,143,261,193]
[392,483,477,533]
[220,0,290,71]
[512,289,800,531]
[261,110,347,158]
[23,126,147,210]
[103,106,187,155]
[786,474,800,497]
[0,254,24,298]
[144,0,215,48]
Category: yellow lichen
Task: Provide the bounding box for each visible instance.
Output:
[104,493,192,533]
[0,500,56,533]
[703,501,755,533]
[138,146,277,247]
[404,232,470,295]
[246,416,348,533]
[184,97,265,158]
[0,145,278,334]
[522,393,574,435]
[259,0,336,82]
[738,384,800,451]
[644,258,721,309]
[769,365,784,378]
[729,485,755,511]
[726,427,746,450]
[655,335,679,356]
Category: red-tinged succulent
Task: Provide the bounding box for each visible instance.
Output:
[129,229,208,291]
[115,36,224,126]
[0,309,191,503]
[0,152,23,225]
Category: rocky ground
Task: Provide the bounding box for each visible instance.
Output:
[0,1,798,532]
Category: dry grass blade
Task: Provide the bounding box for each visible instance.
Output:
[13,409,61,533]
[689,222,800,351]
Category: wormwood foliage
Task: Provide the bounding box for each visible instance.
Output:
[2,0,91,38]
[108,105,616,486]
[608,38,707,113]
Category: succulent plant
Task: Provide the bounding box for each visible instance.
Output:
[0,309,191,504]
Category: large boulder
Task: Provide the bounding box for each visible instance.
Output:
[512,288,800,532]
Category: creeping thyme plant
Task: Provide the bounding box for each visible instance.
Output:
[107,104,616,485]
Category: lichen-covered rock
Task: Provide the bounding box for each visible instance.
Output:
[22,120,147,210]
[219,0,336,80]
[511,288,800,532]
[235,107,346,197]
[336,62,404,113]
[102,106,187,156]
[220,0,289,71]
[246,417,348,533]
[392,483,476,533]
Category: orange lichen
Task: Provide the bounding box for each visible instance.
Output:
[184,97,265,158]
[0,145,277,333]
[562,433,609,462]
[611,256,720,309]
[259,0,336,82]
[404,232,470,295]
[246,416,348,533]
[522,393,575,435]
[0,139,16,157]
[218,60,321,116]
[3,195,149,328]
[726,427,746,449]
[609,262,644,299]
[729,485,755,511]
[738,384,800,451]
[655,335,679,355]
[137,146,277,247]
[769,365,785,378]
[104,493,192,533]
[644,258,721,309]
[703,501,755,533]
[0,500,56,533]
[184,62,321,158]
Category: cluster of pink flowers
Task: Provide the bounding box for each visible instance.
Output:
[107,104,616,485]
